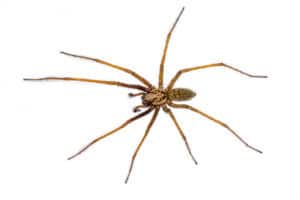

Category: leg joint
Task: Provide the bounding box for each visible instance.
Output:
[177,70,183,75]
[162,106,171,113]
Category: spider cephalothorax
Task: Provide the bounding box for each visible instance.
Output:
[24,7,267,183]
[142,88,168,106]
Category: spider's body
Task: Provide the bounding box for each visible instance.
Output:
[24,7,267,183]
[140,88,196,106]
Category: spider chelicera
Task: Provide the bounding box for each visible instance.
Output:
[24,7,267,183]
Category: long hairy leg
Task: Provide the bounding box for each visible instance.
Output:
[68,108,153,160]
[168,102,263,154]
[23,77,148,91]
[60,51,153,88]
[125,108,160,184]
[167,62,268,89]
[158,7,185,89]
[163,106,198,165]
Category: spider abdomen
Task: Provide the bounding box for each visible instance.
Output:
[168,88,196,101]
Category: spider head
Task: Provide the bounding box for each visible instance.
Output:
[167,88,196,101]
[142,89,168,106]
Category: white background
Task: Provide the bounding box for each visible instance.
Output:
[1,0,299,199]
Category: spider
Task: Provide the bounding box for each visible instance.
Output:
[24,7,267,183]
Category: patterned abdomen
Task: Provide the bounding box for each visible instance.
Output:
[167,88,196,101]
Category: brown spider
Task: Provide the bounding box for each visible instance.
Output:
[24,7,267,183]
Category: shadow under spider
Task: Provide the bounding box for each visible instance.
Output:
[24,7,267,183]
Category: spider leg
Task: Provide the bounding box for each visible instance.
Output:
[158,7,185,89]
[163,106,198,165]
[168,102,263,154]
[60,51,153,88]
[68,108,153,160]
[125,108,160,184]
[167,62,268,90]
[24,77,148,91]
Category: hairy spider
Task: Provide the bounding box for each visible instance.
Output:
[24,7,267,183]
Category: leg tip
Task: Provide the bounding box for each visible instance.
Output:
[192,158,198,165]
[60,51,70,56]
[67,155,75,160]
[252,75,268,78]
[247,144,263,154]
[23,78,36,81]
[124,178,129,184]
[257,149,263,154]
[253,147,263,154]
